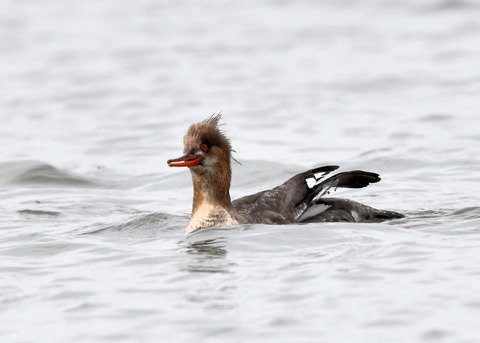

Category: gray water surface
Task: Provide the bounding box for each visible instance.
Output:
[1,0,480,342]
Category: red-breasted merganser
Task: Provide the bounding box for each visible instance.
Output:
[168,114,403,233]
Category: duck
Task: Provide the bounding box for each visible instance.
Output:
[167,114,403,233]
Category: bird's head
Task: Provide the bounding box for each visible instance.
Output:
[167,114,233,179]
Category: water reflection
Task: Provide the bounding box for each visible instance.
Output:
[187,238,227,257]
[184,238,233,273]
[183,238,237,311]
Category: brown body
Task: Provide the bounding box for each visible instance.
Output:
[168,114,403,233]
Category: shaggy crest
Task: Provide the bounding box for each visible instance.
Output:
[183,113,234,161]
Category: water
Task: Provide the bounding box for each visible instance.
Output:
[1,0,480,342]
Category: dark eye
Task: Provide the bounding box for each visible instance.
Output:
[200,143,209,152]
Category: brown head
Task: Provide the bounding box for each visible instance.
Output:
[167,114,234,207]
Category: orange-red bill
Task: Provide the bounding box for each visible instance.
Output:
[167,154,202,167]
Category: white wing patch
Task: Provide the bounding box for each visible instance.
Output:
[298,203,331,221]
[305,177,317,189]
[314,172,327,179]
[305,170,330,189]
[312,178,339,202]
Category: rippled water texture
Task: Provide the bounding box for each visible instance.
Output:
[1,0,480,342]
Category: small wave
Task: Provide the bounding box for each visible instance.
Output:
[408,207,480,222]
[418,113,453,122]
[18,209,62,217]
[81,212,185,237]
[423,0,479,11]
[0,160,99,187]
[403,207,480,232]
[450,206,480,219]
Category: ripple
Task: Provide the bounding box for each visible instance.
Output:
[0,160,99,187]
[450,206,480,219]
[82,212,184,237]
[18,209,62,217]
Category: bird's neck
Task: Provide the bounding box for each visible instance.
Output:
[191,169,233,213]
[186,167,237,233]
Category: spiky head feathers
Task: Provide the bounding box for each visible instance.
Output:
[183,114,233,160]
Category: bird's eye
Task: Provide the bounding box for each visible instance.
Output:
[200,143,209,152]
